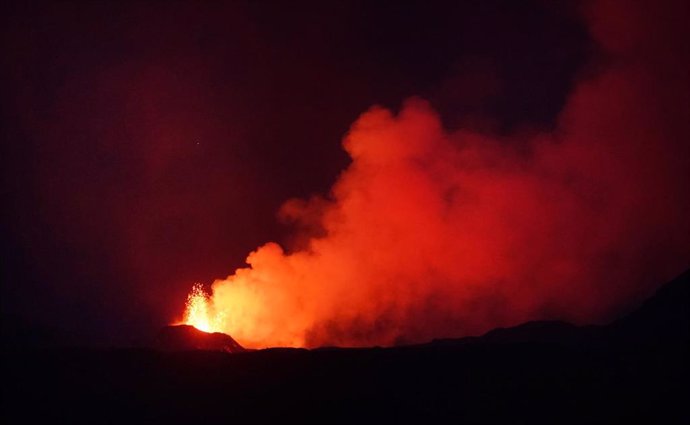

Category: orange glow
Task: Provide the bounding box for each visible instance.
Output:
[176,0,690,348]
[180,90,688,350]
[183,283,221,333]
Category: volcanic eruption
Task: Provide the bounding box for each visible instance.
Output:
[4,2,689,424]
[182,283,223,333]
[178,0,690,349]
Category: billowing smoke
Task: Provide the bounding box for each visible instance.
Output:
[186,0,690,348]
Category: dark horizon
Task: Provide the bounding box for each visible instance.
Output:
[3,267,688,423]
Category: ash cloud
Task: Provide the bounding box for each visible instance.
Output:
[203,0,690,348]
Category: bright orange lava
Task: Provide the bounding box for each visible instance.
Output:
[183,283,219,333]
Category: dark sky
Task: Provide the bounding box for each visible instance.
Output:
[0,0,643,345]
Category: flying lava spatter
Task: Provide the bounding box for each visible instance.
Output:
[183,283,221,333]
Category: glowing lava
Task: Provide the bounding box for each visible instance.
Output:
[183,283,220,333]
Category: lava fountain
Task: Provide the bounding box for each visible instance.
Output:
[182,283,221,333]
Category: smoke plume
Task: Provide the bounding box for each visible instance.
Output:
[189,0,690,348]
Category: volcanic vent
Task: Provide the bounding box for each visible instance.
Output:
[156,325,244,353]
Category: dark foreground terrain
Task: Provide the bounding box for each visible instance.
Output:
[3,270,688,424]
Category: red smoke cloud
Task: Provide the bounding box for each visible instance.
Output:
[183,0,690,348]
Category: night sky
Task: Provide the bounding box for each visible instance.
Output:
[1,1,687,347]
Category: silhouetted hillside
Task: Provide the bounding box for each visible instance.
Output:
[430,320,595,347]
[430,269,688,349]
[610,269,689,344]
[156,325,245,353]
[2,270,688,424]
